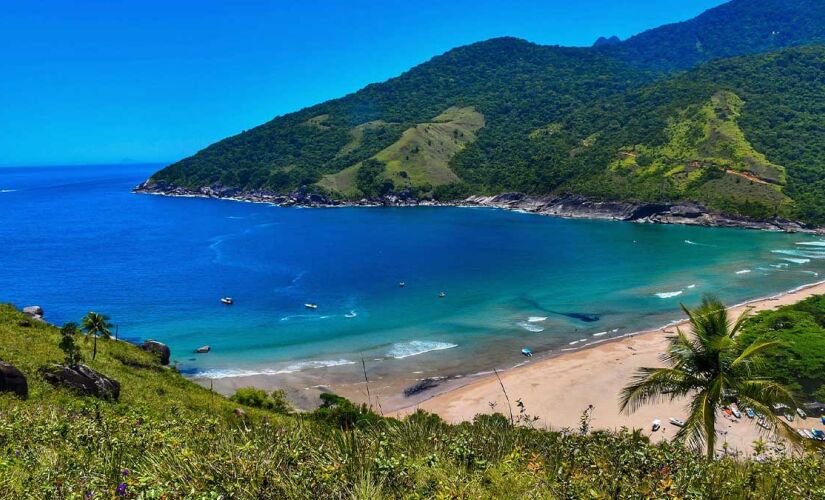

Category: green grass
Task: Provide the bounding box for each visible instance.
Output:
[1,302,825,497]
[319,107,484,196]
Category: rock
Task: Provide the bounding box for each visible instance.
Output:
[0,361,28,398]
[22,305,45,322]
[17,320,32,328]
[140,340,171,365]
[40,364,120,400]
[23,305,43,317]
[233,408,246,417]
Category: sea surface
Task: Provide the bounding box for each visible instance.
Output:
[2,163,825,385]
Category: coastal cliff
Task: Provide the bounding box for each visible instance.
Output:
[134,181,816,233]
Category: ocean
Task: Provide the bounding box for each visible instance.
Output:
[2,163,824,389]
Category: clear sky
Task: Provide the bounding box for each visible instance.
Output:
[0,0,725,166]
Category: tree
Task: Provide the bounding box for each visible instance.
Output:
[620,295,801,458]
[58,322,83,366]
[81,312,112,361]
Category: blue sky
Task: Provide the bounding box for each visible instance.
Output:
[0,0,725,166]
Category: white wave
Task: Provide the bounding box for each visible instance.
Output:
[770,263,789,269]
[279,313,333,322]
[518,322,545,333]
[782,258,811,264]
[797,241,825,247]
[387,340,457,359]
[568,340,580,345]
[801,271,820,276]
[592,331,608,337]
[527,316,547,323]
[194,359,356,378]
[735,269,751,275]
[687,284,696,289]
[0,189,16,193]
[344,311,357,318]
[656,291,683,299]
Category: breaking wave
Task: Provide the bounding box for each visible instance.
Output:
[387,340,457,359]
[527,316,547,323]
[518,322,545,333]
[194,359,357,378]
[656,291,683,299]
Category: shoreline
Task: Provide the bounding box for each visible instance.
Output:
[383,278,825,455]
[195,279,825,419]
[134,185,821,234]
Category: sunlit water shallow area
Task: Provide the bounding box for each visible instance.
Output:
[2,163,824,395]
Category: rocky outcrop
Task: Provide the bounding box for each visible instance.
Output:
[134,182,821,233]
[40,364,120,400]
[0,361,28,398]
[22,305,44,322]
[140,340,171,365]
[463,194,816,233]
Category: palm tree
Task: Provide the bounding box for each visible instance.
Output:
[81,311,112,361]
[620,295,800,458]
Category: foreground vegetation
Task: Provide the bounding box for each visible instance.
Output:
[1,302,825,497]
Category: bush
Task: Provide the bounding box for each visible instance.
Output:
[230,387,292,414]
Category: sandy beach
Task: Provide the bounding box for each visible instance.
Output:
[382,280,825,455]
[200,280,825,454]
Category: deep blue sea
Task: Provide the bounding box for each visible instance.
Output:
[2,164,824,385]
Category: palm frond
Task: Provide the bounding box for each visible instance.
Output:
[619,367,701,414]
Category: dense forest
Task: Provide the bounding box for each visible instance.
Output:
[143,0,825,224]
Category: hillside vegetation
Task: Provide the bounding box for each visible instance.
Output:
[2,303,825,497]
[142,0,825,224]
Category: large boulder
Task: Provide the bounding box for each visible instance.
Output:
[0,361,28,398]
[22,306,44,322]
[140,340,171,365]
[40,364,120,400]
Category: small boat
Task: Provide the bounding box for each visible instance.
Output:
[745,407,756,419]
[730,403,742,419]
[438,292,446,298]
[796,408,807,419]
[399,281,406,288]
[669,417,685,427]
[812,429,825,441]
[651,419,661,432]
[220,297,233,305]
[784,412,794,422]
[521,347,533,357]
[344,311,357,318]
[194,345,210,354]
[304,303,318,309]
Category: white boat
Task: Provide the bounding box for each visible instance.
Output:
[669,417,685,427]
[194,345,210,354]
[438,292,446,298]
[344,311,357,318]
[796,408,807,419]
[651,419,661,432]
[304,303,318,309]
[521,347,533,357]
[220,297,233,305]
[730,403,742,419]
[399,281,406,288]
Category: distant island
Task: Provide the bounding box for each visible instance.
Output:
[137,0,825,228]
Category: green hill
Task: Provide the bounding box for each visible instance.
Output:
[2,303,825,497]
[140,0,825,224]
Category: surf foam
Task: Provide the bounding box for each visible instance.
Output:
[656,291,683,299]
[387,340,457,359]
[518,322,545,333]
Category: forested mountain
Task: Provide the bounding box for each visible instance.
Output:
[141,0,825,224]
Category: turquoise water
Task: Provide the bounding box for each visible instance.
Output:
[1,164,824,384]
